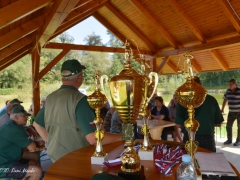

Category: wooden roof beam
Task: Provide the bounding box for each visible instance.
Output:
[167,61,178,74]
[50,1,106,40]
[44,42,154,56]
[93,12,125,43]
[0,16,44,50]
[168,0,206,43]
[63,0,108,24]
[155,36,240,57]
[37,0,80,48]
[39,49,70,79]
[217,0,240,32]
[73,0,92,11]
[209,49,229,71]
[0,51,29,71]
[156,56,169,74]
[128,0,179,49]
[0,0,51,29]
[0,45,31,68]
[106,2,157,52]
[0,33,35,60]
[191,59,201,73]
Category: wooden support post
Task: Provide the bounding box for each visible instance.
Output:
[152,58,157,73]
[31,45,41,116]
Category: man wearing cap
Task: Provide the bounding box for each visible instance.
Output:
[0,98,23,117]
[175,76,224,152]
[0,105,42,179]
[222,79,240,146]
[33,59,122,163]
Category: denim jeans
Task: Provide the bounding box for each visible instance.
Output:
[183,134,216,152]
[226,112,240,142]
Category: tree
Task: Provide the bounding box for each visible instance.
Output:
[84,32,103,46]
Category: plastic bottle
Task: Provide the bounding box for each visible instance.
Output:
[177,154,197,180]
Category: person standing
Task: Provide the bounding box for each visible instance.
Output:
[33,59,122,163]
[222,79,240,146]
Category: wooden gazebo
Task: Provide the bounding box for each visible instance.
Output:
[0,0,240,115]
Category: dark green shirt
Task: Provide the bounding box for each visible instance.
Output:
[0,121,31,177]
[175,94,224,135]
[35,85,96,136]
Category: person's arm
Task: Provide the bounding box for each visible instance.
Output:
[33,122,48,141]
[174,124,183,142]
[221,99,227,114]
[151,115,165,120]
[33,107,48,141]
[86,132,122,145]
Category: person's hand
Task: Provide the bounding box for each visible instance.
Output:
[35,140,45,147]
[25,126,38,139]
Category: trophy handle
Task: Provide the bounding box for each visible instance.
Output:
[147,72,158,102]
[100,75,112,106]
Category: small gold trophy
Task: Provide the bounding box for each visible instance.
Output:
[175,53,207,176]
[138,56,158,159]
[87,71,108,164]
[101,41,149,180]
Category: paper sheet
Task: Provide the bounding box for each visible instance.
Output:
[195,152,236,175]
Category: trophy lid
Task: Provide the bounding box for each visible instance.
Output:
[87,71,107,109]
[175,54,207,108]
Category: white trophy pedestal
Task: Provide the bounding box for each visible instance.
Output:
[91,153,108,165]
[138,149,153,160]
[197,175,202,180]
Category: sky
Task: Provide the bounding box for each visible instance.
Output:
[65,16,110,45]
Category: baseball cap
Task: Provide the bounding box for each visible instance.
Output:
[10,98,23,104]
[11,105,31,116]
[41,97,46,101]
[61,59,86,77]
[228,79,236,83]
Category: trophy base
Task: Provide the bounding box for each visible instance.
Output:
[138,149,153,160]
[197,175,202,180]
[118,165,145,180]
[91,153,108,165]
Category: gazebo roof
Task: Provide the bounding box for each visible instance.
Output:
[0,0,240,74]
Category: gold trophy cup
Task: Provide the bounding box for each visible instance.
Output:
[87,71,108,164]
[138,57,158,154]
[175,53,207,176]
[101,41,148,180]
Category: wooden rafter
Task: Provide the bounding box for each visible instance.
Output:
[0,0,51,29]
[155,36,240,57]
[44,42,154,56]
[63,0,107,24]
[128,0,179,49]
[39,49,70,79]
[73,0,92,10]
[217,0,240,32]
[156,56,169,74]
[51,1,106,39]
[209,49,229,71]
[167,61,178,74]
[0,44,31,67]
[0,51,29,71]
[37,0,79,47]
[32,45,41,116]
[191,59,201,73]
[93,12,125,43]
[0,33,35,60]
[152,58,157,72]
[168,0,206,43]
[0,16,44,50]
[106,2,156,52]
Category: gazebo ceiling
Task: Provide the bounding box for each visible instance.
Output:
[0,0,240,74]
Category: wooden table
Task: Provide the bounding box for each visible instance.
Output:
[137,120,175,140]
[44,140,240,180]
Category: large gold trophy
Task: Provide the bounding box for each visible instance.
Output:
[87,71,108,164]
[175,53,207,176]
[101,41,157,179]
